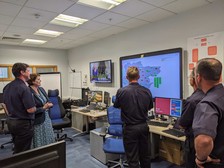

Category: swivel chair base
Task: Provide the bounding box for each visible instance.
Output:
[0,140,13,149]
[55,129,73,142]
[107,155,128,168]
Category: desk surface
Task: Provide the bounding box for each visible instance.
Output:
[71,107,107,118]
[149,125,186,142]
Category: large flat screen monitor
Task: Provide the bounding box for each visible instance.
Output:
[0,141,66,168]
[120,48,182,99]
[90,59,112,83]
[155,97,182,118]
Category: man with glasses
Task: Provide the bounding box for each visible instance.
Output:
[3,63,36,154]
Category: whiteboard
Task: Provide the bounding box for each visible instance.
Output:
[39,72,62,97]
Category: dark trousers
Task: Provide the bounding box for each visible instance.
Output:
[184,137,196,168]
[123,123,151,168]
[7,119,34,154]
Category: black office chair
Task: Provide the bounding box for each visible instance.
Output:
[0,103,13,149]
[48,89,73,142]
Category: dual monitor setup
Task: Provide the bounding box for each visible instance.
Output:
[154,97,183,122]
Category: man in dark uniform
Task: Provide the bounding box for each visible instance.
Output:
[179,68,205,168]
[114,66,153,168]
[192,58,224,168]
[3,63,36,154]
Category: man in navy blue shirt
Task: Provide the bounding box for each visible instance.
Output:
[179,68,205,168]
[193,58,224,168]
[114,66,153,168]
[3,63,36,154]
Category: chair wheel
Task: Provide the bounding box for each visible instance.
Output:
[1,145,4,149]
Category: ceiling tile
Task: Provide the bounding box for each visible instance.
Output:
[0,24,8,32]
[63,3,106,20]
[7,25,37,34]
[111,0,156,17]
[117,18,149,29]
[0,15,14,25]
[162,0,209,13]
[17,7,58,22]
[11,18,47,28]
[0,0,27,6]
[140,0,177,7]
[89,26,127,38]
[25,0,77,13]
[0,1,22,17]
[78,21,110,31]
[136,8,174,22]
[92,11,130,25]
[61,28,92,39]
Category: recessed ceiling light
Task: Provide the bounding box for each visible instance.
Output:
[23,39,46,44]
[50,14,88,28]
[78,0,126,10]
[34,29,63,37]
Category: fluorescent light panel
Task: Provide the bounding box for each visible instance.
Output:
[34,29,63,37]
[78,0,126,10]
[50,14,88,28]
[23,39,46,44]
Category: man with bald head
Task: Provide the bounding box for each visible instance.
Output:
[192,58,224,168]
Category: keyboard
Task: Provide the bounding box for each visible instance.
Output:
[79,108,90,113]
[162,128,185,137]
[148,120,169,127]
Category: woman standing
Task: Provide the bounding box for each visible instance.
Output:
[27,73,55,148]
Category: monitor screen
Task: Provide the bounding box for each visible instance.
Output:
[155,97,182,117]
[120,48,182,99]
[0,141,66,168]
[88,91,103,103]
[155,97,170,116]
[90,59,112,83]
[104,91,110,107]
[0,93,3,103]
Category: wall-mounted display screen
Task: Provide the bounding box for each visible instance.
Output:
[120,48,182,99]
[90,60,112,83]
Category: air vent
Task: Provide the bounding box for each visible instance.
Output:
[1,36,23,42]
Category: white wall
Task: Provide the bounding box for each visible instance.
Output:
[0,45,69,98]
[68,0,224,98]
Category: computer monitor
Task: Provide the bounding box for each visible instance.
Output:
[0,93,3,103]
[155,97,182,118]
[88,91,103,103]
[104,91,110,107]
[0,141,66,168]
[170,98,182,118]
[155,97,170,116]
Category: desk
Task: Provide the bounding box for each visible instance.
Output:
[149,125,185,165]
[71,107,107,136]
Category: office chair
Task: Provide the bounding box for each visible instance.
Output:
[0,103,13,149]
[48,89,73,142]
[102,106,128,168]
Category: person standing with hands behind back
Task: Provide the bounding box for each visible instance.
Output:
[3,63,36,154]
[114,66,153,168]
[27,73,55,148]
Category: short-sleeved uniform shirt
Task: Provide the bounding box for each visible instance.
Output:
[3,78,35,120]
[192,84,224,160]
[179,89,205,137]
[114,83,153,125]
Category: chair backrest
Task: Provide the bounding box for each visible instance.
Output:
[112,96,116,104]
[0,103,9,117]
[48,89,66,120]
[107,106,123,137]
